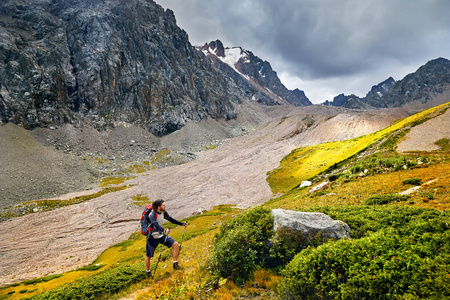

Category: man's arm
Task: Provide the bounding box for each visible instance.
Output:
[163,211,184,226]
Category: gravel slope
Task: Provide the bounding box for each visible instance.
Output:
[396,108,450,152]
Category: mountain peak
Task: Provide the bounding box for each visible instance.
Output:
[198,40,312,107]
[365,77,396,99]
[200,40,226,57]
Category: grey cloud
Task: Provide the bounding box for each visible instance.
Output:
[157,0,450,102]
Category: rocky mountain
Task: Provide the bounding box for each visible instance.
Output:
[341,94,373,109]
[364,77,396,101]
[197,40,312,107]
[332,58,450,109]
[365,58,450,108]
[322,93,348,107]
[195,40,276,106]
[0,0,271,136]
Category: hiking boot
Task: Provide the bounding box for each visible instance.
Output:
[146,270,152,277]
[173,262,181,270]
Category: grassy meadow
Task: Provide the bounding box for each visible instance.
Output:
[0,103,449,299]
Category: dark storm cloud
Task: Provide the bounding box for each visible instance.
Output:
[157,0,450,102]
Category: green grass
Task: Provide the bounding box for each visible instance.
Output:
[22,275,63,286]
[131,194,150,206]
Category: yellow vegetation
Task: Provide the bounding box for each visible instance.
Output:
[267,103,449,194]
[98,176,133,187]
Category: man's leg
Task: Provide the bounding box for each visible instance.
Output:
[171,241,181,269]
[171,241,179,261]
[145,255,151,272]
[162,236,181,270]
[146,238,157,275]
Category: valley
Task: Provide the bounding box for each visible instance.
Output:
[0,0,449,298]
[0,105,408,286]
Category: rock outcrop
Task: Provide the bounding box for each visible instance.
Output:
[0,0,255,136]
[271,209,350,248]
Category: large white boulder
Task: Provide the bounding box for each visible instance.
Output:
[271,209,350,248]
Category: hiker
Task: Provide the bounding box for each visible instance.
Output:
[145,199,188,275]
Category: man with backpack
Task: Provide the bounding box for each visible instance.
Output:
[143,199,188,276]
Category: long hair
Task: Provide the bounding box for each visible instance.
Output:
[152,199,164,211]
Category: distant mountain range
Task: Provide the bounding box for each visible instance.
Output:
[0,0,448,136]
[323,58,450,109]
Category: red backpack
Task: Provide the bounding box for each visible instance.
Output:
[140,204,153,236]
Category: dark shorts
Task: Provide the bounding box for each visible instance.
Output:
[146,235,176,257]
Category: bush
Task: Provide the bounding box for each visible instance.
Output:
[328,174,342,182]
[30,264,145,300]
[402,178,422,185]
[209,207,292,283]
[350,165,363,174]
[279,206,450,300]
[281,230,450,300]
[364,194,410,205]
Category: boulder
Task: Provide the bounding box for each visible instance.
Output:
[308,181,330,194]
[271,209,350,248]
[299,180,312,188]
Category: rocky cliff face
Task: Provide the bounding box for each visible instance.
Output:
[198,40,312,107]
[0,0,253,136]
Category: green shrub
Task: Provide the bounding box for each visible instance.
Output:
[208,207,272,283]
[208,207,292,283]
[421,191,435,200]
[30,264,145,300]
[403,178,422,185]
[328,174,342,182]
[304,205,446,239]
[76,264,105,271]
[364,194,410,205]
[350,165,363,174]
[279,206,450,300]
[280,229,450,300]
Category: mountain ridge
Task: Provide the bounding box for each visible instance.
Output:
[197,40,312,107]
[326,58,450,109]
[0,0,275,136]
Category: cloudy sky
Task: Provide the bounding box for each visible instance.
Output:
[157,0,450,104]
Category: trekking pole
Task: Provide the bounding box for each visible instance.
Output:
[179,222,188,252]
[151,227,170,280]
